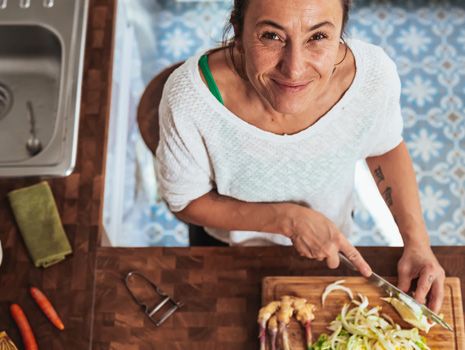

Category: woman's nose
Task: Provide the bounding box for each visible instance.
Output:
[279,44,307,80]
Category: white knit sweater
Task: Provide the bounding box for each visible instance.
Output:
[156,39,404,246]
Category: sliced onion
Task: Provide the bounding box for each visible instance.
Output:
[321,279,354,305]
[316,282,432,350]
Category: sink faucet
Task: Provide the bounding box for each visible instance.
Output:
[26,101,43,157]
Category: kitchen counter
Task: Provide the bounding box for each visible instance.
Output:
[92,246,465,350]
[0,1,464,350]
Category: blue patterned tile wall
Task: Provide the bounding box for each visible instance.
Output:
[122,0,465,246]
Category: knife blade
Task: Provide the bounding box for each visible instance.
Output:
[338,252,453,332]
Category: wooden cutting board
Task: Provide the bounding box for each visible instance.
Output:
[262,276,464,349]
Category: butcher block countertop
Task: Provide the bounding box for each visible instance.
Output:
[92,246,465,350]
[0,1,464,349]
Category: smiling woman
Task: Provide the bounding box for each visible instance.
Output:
[155,0,446,313]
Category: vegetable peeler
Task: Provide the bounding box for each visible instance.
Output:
[124,271,184,327]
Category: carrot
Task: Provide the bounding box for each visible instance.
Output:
[9,304,38,350]
[29,286,64,331]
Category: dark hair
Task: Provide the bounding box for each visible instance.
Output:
[221,0,352,77]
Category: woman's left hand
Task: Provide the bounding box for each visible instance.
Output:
[397,243,446,313]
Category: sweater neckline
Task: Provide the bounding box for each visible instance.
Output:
[190,38,365,142]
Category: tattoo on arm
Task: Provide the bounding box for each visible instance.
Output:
[371,164,394,208]
[383,187,393,207]
[374,166,385,186]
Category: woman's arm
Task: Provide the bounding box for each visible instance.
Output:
[177,191,372,276]
[367,142,427,244]
[366,141,445,312]
[176,191,293,235]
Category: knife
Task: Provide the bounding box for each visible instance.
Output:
[338,252,453,332]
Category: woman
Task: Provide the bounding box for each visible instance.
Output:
[156,0,445,312]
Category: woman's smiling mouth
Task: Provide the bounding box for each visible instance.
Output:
[272,79,312,93]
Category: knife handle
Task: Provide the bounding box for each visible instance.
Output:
[338,253,358,272]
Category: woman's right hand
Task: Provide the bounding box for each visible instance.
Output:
[287,205,372,277]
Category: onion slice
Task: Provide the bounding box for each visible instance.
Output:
[321,279,354,306]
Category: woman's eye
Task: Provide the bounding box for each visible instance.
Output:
[261,32,281,41]
[311,32,328,41]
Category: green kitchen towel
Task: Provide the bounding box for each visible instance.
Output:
[8,181,72,268]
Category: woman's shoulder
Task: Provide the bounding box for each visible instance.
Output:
[205,48,238,82]
[160,50,228,128]
[161,52,221,121]
[349,39,393,63]
[203,48,245,105]
[163,49,235,98]
[349,38,400,88]
[165,48,245,111]
[162,54,202,99]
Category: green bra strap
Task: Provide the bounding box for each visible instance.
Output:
[199,54,224,105]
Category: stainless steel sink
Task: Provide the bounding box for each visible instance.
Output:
[0,0,89,177]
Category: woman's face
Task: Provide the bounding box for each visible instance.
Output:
[239,0,344,115]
